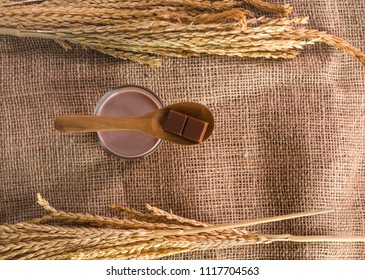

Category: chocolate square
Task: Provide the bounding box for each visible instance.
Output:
[182,116,208,143]
[163,110,188,135]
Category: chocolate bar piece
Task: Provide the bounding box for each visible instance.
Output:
[163,109,208,143]
[163,110,188,135]
[181,116,208,143]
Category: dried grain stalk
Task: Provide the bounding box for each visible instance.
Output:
[0,194,364,260]
[0,0,364,67]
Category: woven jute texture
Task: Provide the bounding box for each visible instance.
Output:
[1,1,365,259]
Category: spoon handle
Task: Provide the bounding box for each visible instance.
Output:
[54,115,147,132]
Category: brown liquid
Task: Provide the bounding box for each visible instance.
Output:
[95,86,163,159]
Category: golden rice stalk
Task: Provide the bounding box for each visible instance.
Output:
[0,0,364,67]
[0,194,365,260]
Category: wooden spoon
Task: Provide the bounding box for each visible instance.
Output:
[54,102,214,145]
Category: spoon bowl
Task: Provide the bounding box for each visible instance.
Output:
[54,102,214,145]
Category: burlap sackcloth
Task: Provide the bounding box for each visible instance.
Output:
[1,0,365,259]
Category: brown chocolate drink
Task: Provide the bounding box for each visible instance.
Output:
[94,86,163,159]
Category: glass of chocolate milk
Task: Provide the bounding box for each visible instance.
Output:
[94,86,163,159]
